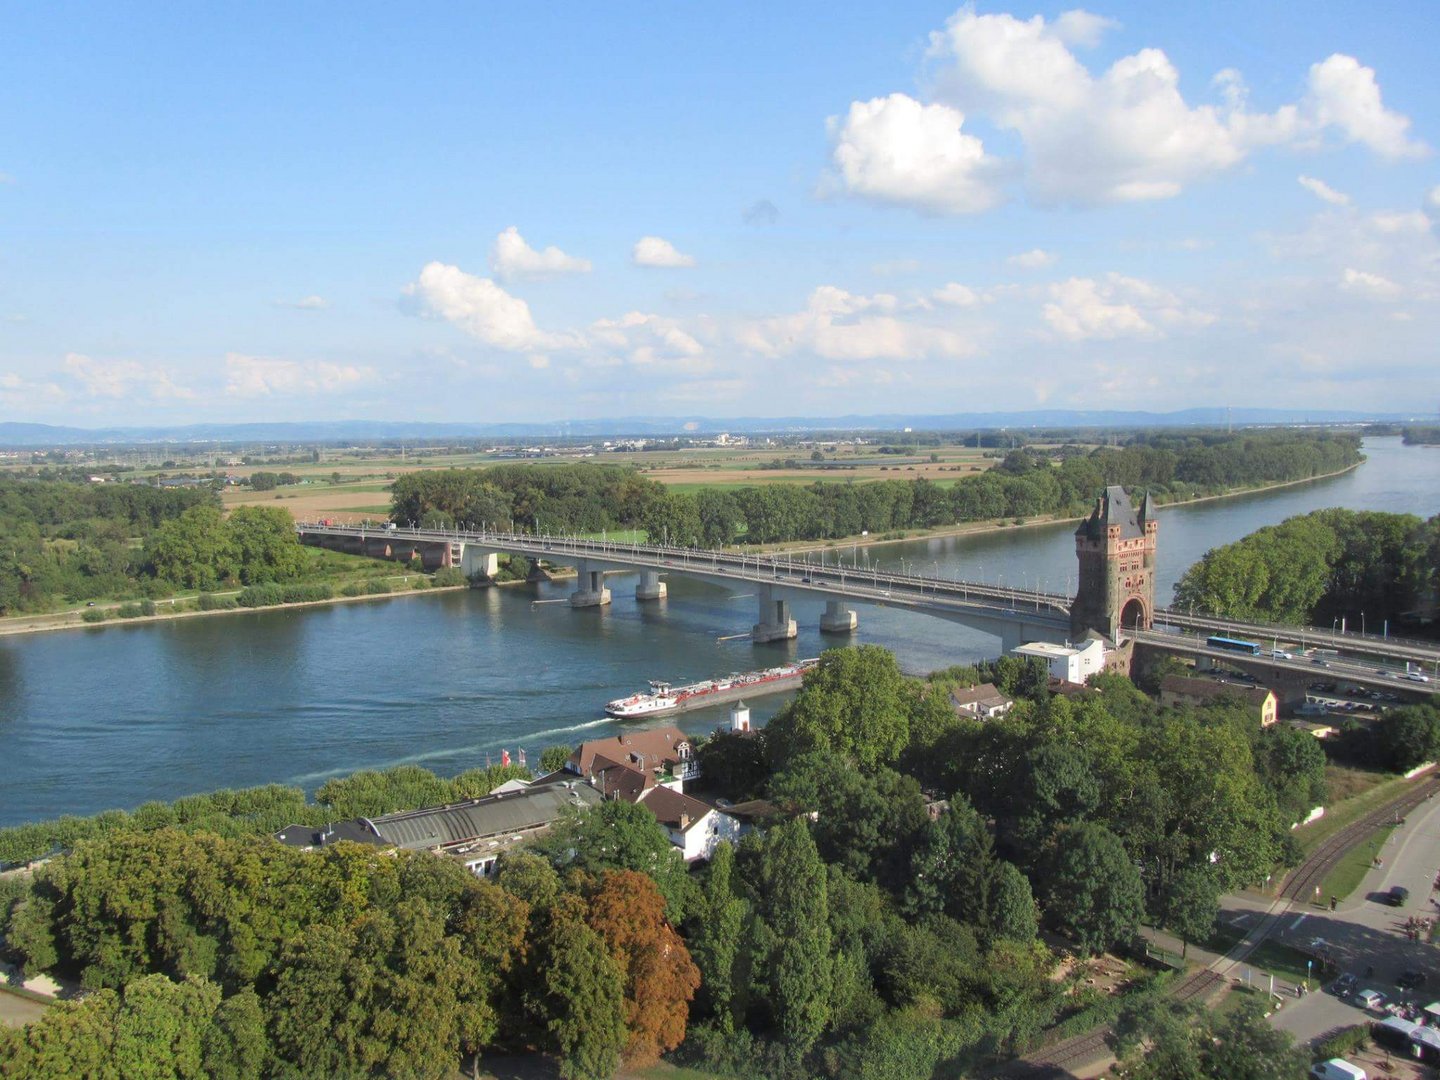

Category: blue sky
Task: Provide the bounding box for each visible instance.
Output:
[1,2,1437,425]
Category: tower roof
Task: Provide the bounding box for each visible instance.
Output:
[1076,485,1146,540]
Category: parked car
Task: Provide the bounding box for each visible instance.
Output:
[1356,988,1386,1011]
[1310,1059,1367,1080]
[1397,969,1428,990]
[1388,885,1411,907]
[1331,973,1358,997]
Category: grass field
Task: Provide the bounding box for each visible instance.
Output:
[1317,824,1395,903]
[1292,767,1410,858]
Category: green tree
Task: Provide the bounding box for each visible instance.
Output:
[540,745,573,774]
[1378,704,1440,772]
[1042,822,1145,955]
[226,505,308,584]
[688,842,746,1032]
[756,818,832,1059]
[524,896,627,1080]
[145,504,237,589]
[765,646,910,770]
[534,802,693,921]
[1157,866,1219,958]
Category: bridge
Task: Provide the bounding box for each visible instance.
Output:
[296,508,1440,692]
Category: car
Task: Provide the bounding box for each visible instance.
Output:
[799,576,811,583]
[1387,885,1411,907]
[1310,1060,1368,1080]
[85,601,96,607]
[1331,972,1358,997]
[1272,649,1294,659]
[1397,969,1428,990]
[1313,658,1331,667]
[1405,672,1431,683]
[1356,988,1387,1012]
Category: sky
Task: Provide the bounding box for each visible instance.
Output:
[1,1,1437,426]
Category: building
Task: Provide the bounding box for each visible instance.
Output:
[1071,486,1157,642]
[1012,638,1107,684]
[568,726,700,794]
[274,777,601,877]
[950,683,1015,719]
[635,786,743,861]
[1159,675,1278,726]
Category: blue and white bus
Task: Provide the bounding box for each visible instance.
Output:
[1206,635,1262,655]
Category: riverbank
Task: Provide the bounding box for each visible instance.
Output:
[0,463,1361,640]
[750,461,1364,556]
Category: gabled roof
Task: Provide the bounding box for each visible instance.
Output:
[571,726,692,778]
[638,786,718,834]
[1160,675,1274,707]
[950,683,1011,709]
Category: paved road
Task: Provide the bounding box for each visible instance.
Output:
[1262,788,1440,1044]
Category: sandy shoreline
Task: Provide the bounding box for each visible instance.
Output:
[0,462,1360,640]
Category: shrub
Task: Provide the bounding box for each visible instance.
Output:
[116,603,144,619]
[1312,1025,1368,1062]
[364,580,391,595]
[432,566,466,587]
[140,600,157,617]
[80,608,107,623]
[341,583,366,597]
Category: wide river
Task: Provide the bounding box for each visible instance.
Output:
[2,437,1437,828]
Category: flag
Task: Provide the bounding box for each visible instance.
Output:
[518,747,527,768]
[501,749,511,767]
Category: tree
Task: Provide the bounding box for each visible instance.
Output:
[755,818,832,1059]
[145,505,237,589]
[226,505,308,584]
[1041,822,1145,955]
[523,895,627,1080]
[534,802,693,921]
[1378,705,1440,772]
[990,861,1040,942]
[764,646,910,771]
[687,842,746,1032]
[1157,867,1219,958]
[585,871,700,1065]
[540,745,573,774]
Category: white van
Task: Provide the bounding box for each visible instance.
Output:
[1310,1059,1366,1080]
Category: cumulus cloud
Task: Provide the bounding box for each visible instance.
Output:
[829,93,1005,214]
[1007,248,1058,268]
[1340,268,1402,300]
[830,8,1423,213]
[1298,175,1350,206]
[1043,273,1214,341]
[63,353,196,401]
[632,236,696,268]
[737,285,975,362]
[931,282,983,307]
[742,199,780,226]
[590,311,708,371]
[489,226,591,280]
[1430,186,1440,212]
[1304,54,1428,160]
[403,262,578,352]
[224,354,379,398]
[275,295,329,310]
[1370,210,1431,235]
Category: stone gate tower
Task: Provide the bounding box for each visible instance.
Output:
[1070,486,1157,642]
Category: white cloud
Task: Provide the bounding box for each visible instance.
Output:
[1370,210,1431,235]
[1298,175,1350,206]
[832,9,1421,213]
[1304,54,1428,160]
[224,354,379,398]
[829,93,1005,214]
[1007,248,1058,268]
[632,236,696,268]
[590,311,708,371]
[275,295,329,310]
[1042,273,1214,341]
[489,226,591,280]
[1340,268,1402,300]
[63,353,196,401]
[1430,186,1440,212]
[931,282,983,307]
[403,262,578,352]
[737,285,975,362]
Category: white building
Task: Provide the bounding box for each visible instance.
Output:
[1012,638,1107,684]
[637,786,744,861]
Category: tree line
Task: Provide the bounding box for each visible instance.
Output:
[0,644,1331,1078]
[389,432,1362,548]
[1173,507,1440,632]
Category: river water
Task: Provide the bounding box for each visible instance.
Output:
[2,437,1437,828]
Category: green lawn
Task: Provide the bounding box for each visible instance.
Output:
[1291,768,1409,858]
[1317,824,1395,903]
[1241,939,1327,987]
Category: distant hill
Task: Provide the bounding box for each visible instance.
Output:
[0,408,1420,447]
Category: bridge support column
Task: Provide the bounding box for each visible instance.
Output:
[999,624,1024,655]
[570,560,611,608]
[820,599,857,634]
[635,570,667,601]
[752,585,797,643]
[459,545,500,581]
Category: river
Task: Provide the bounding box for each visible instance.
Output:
[2,437,1437,828]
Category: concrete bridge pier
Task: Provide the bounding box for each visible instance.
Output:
[820,599,857,634]
[635,570,667,601]
[459,545,500,581]
[752,584,797,643]
[570,559,611,608]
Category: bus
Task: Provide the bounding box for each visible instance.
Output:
[1206,635,1262,655]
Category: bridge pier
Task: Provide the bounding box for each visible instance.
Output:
[752,584,797,643]
[820,599,857,634]
[459,545,500,581]
[635,570,667,601]
[570,559,611,608]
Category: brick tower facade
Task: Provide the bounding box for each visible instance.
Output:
[1070,486,1157,642]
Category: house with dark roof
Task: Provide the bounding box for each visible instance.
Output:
[568,726,699,794]
[1159,674,1278,726]
[636,786,743,861]
[275,777,601,877]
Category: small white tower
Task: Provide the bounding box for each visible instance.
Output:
[729,700,751,733]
